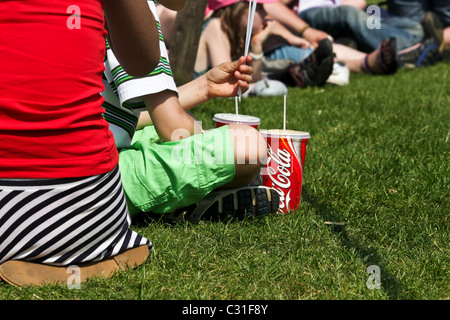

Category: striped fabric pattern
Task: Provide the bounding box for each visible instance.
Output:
[102,100,139,140]
[109,56,173,91]
[0,166,151,266]
[101,0,178,150]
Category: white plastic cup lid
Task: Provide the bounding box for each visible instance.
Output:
[213,113,261,125]
[259,129,310,140]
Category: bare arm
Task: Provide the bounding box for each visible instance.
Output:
[142,90,202,141]
[137,55,254,129]
[157,0,186,11]
[271,19,312,48]
[178,56,253,109]
[341,0,367,10]
[104,0,160,77]
[263,1,331,47]
[198,18,271,82]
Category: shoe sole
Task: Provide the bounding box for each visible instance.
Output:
[188,186,280,223]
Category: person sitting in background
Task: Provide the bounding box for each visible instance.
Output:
[386,0,450,60]
[270,0,441,67]
[198,0,400,91]
[197,0,336,89]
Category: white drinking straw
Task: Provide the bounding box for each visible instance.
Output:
[244,0,257,57]
[235,96,239,115]
[238,0,258,102]
[283,95,287,130]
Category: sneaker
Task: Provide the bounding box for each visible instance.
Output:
[420,11,444,53]
[252,79,288,97]
[397,37,441,68]
[326,61,350,86]
[242,79,288,98]
[262,57,296,74]
[315,38,335,85]
[190,186,280,222]
[283,38,334,88]
[155,186,280,223]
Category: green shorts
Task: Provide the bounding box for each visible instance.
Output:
[119,125,236,215]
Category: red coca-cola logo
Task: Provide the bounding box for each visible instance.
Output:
[266,145,292,211]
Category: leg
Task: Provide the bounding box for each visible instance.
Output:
[335,39,398,74]
[119,125,237,215]
[224,123,267,188]
[445,26,450,43]
[361,38,398,74]
[444,27,450,58]
[430,0,450,56]
[299,6,422,52]
[332,43,366,73]
[266,45,314,63]
[381,16,424,49]
[430,0,450,27]
[387,0,428,22]
[120,124,277,220]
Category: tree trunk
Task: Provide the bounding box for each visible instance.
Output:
[168,0,208,85]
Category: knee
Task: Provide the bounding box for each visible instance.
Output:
[227,123,267,167]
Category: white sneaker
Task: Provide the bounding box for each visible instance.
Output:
[326,61,350,86]
[243,79,288,98]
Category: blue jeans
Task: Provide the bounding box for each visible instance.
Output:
[266,45,314,63]
[387,0,450,26]
[298,5,423,52]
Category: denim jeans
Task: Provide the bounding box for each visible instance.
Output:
[266,45,314,63]
[387,0,450,26]
[298,5,423,52]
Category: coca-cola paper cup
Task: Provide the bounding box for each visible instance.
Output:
[260,129,310,213]
[213,113,261,129]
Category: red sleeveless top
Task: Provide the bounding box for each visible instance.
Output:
[0,0,118,178]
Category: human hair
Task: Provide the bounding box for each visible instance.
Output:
[212,2,261,61]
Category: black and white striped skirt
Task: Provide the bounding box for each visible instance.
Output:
[0,166,151,266]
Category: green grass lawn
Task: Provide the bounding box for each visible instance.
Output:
[1,60,448,301]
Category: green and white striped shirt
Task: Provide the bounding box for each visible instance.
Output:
[102,0,178,149]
